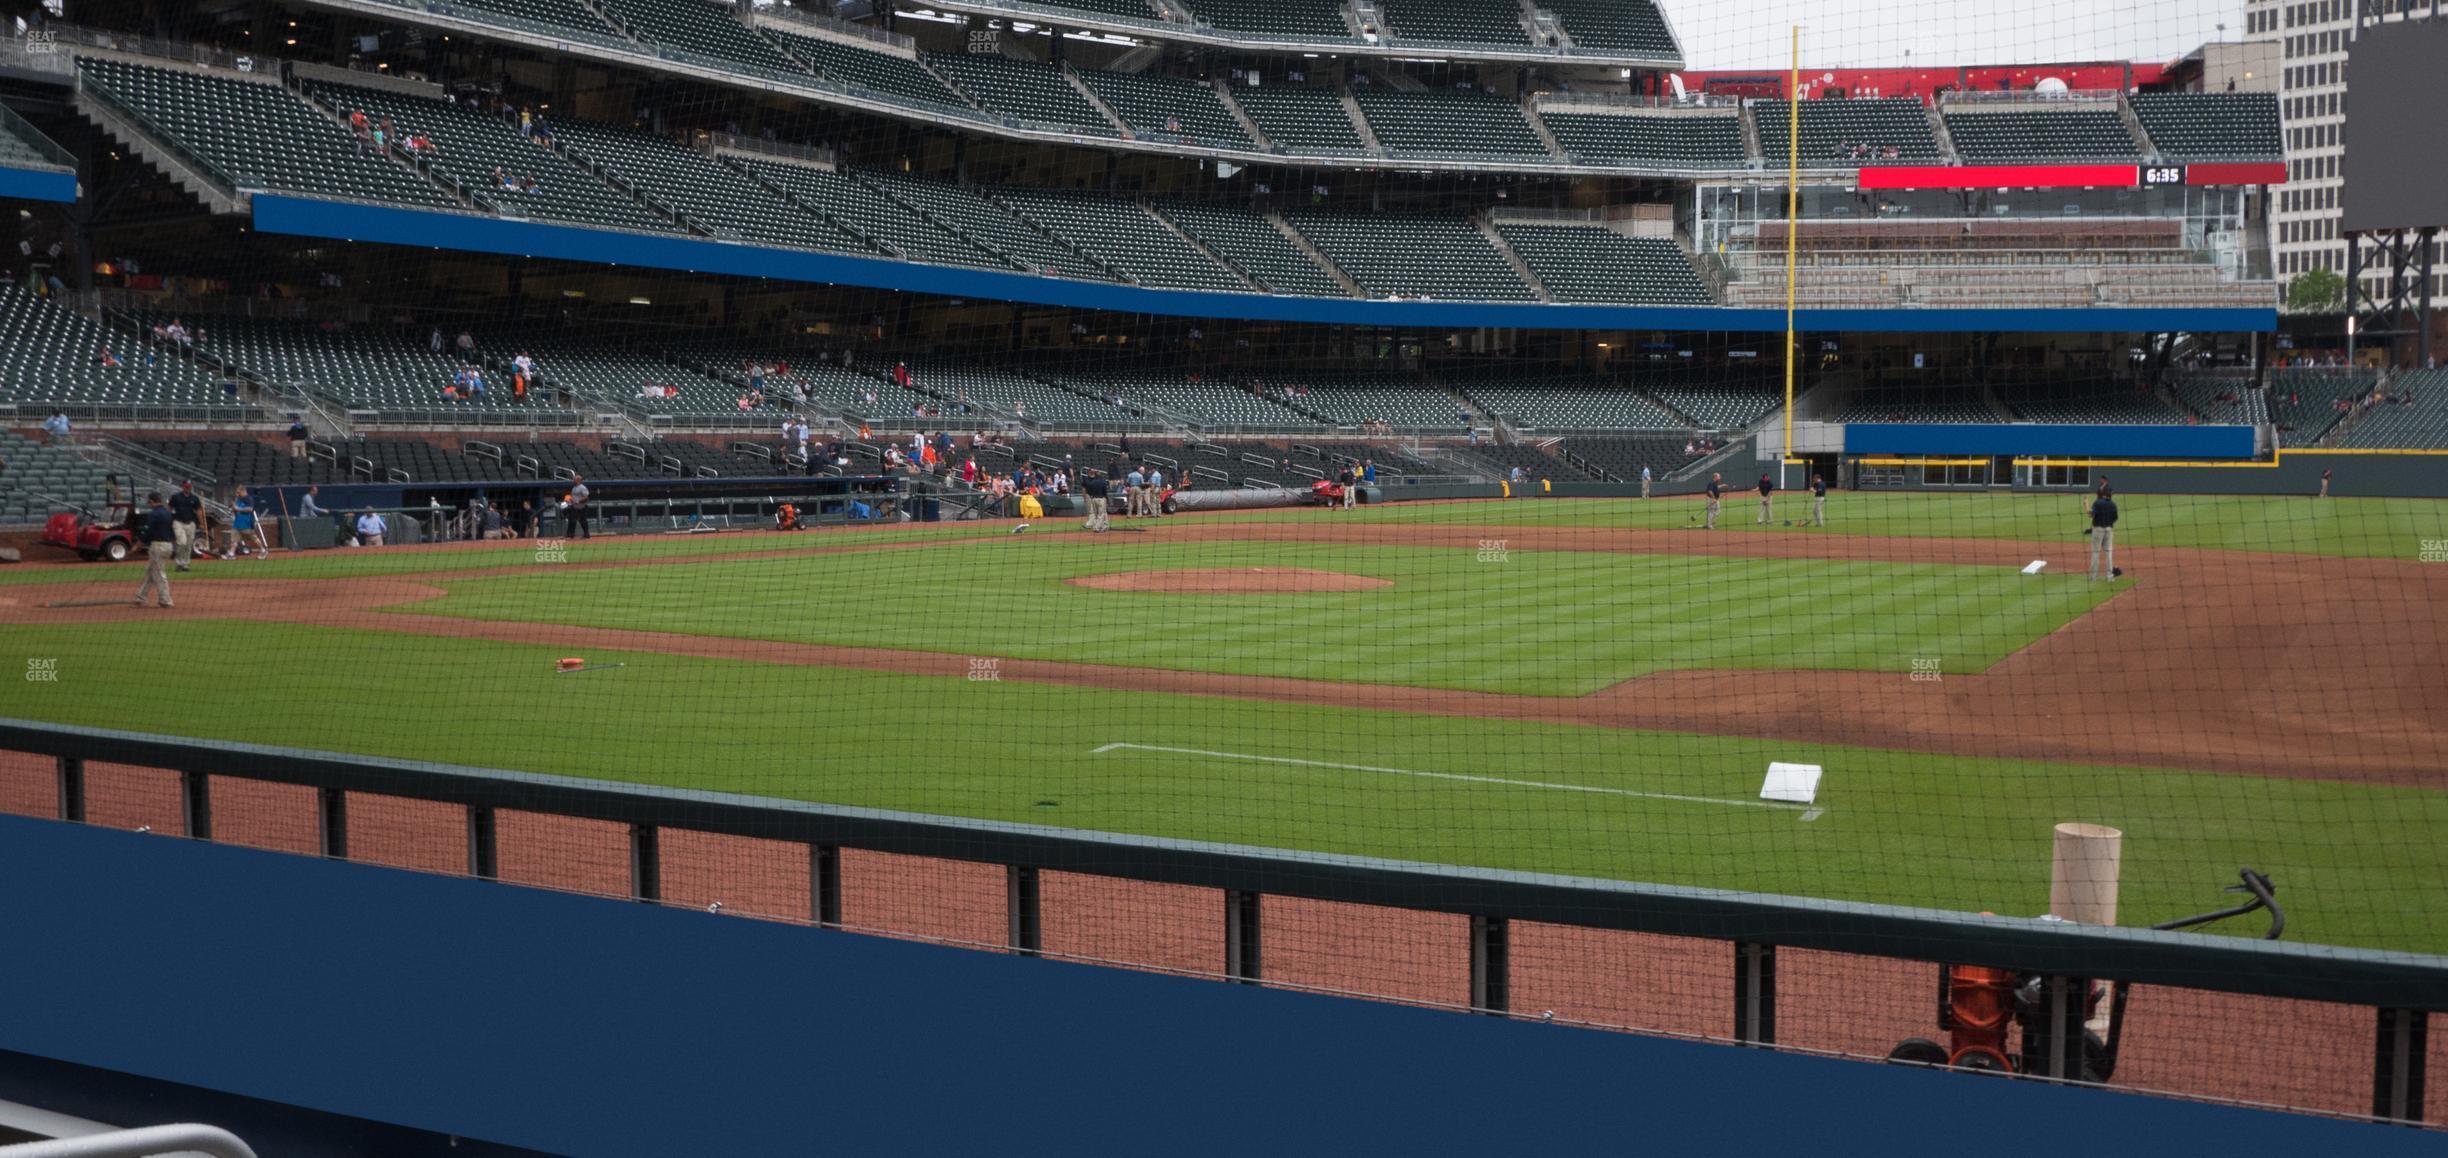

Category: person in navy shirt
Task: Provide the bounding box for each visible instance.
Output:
[2088,485,2120,581]
[133,493,177,608]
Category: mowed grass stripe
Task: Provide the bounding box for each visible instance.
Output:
[394,540,2113,695]
[7,619,2445,954]
[1204,491,2448,559]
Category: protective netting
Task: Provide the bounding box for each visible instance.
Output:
[2,0,2444,1128]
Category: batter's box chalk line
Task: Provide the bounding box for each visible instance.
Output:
[1090,743,1824,821]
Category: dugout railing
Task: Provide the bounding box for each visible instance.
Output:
[0,718,2439,1126]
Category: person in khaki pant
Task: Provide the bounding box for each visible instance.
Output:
[168,480,203,571]
[2087,486,2119,581]
[132,493,176,608]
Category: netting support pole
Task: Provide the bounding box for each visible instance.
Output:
[180,771,211,841]
[1225,889,1262,985]
[810,844,841,928]
[1470,915,1510,1015]
[1733,942,1775,1046]
[629,824,661,904]
[54,756,84,823]
[2027,976,2087,1081]
[316,787,347,860]
[467,807,498,880]
[1007,866,1042,957]
[2373,1007,2429,1123]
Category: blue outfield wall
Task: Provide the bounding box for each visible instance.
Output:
[0,165,77,204]
[249,196,2279,335]
[0,814,2435,1156]
[1846,423,2259,458]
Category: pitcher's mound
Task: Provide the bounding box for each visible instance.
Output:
[1068,567,1390,594]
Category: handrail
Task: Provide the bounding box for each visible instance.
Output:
[0,1123,257,1158]
[4,719,2444,1012]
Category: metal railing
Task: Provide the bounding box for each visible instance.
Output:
[1,715,2439,1129]
[1937,88,2126,107]
[1533,90,1742,111]
[751,4,913,52]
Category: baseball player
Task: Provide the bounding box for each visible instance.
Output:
[2087,484,2120,581]
[1810,473,1828,527]
[1704,473,1723,530]
[1755,473,1774,524]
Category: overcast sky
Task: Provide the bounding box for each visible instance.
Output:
[1661,0,2240,70]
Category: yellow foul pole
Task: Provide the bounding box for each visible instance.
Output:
[1782,26,1801,477]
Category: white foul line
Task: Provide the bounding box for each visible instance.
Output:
[1090,743,1822,820]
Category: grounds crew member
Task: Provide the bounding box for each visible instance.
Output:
[1337,465,1356,510]
[1703,473,1723,529]
[2088,484,2120,581]
[1755,473,1775,524]
[1811,472,1828,527]
[132,492,176,608]
[1126,464,1147,518]
[2319,468,2332,498]
[168,480,203,571]
[1640,465,1652,500]
[1082,466,1110,532]
[1146,465,1166,517]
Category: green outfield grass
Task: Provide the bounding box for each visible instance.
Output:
[6,490,2443,956]
[1211,491,2448,559]
[395,537,2117,695]
[8,619,2444,954]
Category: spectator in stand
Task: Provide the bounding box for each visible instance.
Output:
[40,409,70,443]
[95,345,120,369]
[456,330,477,363]
[429,327,445,355]
[287,417,311,459]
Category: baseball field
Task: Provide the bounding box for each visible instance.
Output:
[6,489,2447,954]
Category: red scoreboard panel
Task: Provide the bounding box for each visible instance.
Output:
[1852,163,2287,189]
